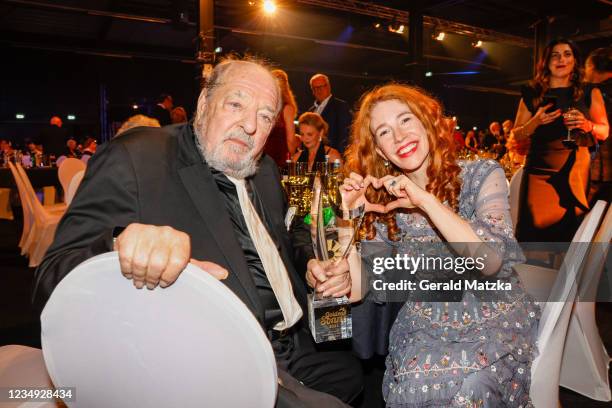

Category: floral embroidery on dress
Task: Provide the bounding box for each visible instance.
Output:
[381,160,540,408]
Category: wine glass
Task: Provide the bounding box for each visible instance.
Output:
[562,107,578,149]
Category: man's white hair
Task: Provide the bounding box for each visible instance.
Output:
[309,73,330,87]
[193,56,282,179]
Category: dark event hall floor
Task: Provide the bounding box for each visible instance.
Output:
[1,214,610,407]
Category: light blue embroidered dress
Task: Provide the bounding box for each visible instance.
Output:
[374,160,540,408]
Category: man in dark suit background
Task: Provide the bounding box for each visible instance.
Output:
[308,74,352,154]
[151,93,173,126]
[38,116,69,157]
[33,57,361,407]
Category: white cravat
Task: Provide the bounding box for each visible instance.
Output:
[227,176,303,330]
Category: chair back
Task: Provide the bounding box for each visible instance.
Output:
[530,200,607,408]
[508,166,523,230]
[58,158,85,201]
[0,188,13,220]
[0,344,58,407]
[559,202,611,401]
[14,162,48,224]
[41,252,278,408]
[7,162,33,251]
[65,170,84,206]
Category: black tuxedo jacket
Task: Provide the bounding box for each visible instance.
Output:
[38,125,69,158]
[152,105,172,126]
[32,124,312,325]
[309,97,352,154]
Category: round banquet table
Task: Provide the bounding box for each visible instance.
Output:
[0,166,61,190]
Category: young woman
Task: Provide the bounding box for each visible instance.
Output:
[338,84,540,407]
[512,39,608,242]
[293,112,342,171]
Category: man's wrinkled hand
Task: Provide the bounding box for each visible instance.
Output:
[306,258,351,298]
[113,223,228,290]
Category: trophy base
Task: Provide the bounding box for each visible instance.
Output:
[307,294,352,343]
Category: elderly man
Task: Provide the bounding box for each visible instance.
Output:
[33,57,361,407]
[308,74,352,153]
[482,121,501,150]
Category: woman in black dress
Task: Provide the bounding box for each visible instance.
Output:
[512,39,609,242]
[292,112,342,171]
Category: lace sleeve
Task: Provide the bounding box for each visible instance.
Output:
[468,162,524,277]
[359,220,399,302]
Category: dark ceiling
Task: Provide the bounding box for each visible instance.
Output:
[0,0,610,132]
[2,0,609,81]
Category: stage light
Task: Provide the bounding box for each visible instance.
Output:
[472,40,483,48]
[434,31,445,41]
[456,126,460,130]
[473,126,478,130]
[374,22,381,29]
[388,17,404,34]
[214,46,222,53]
[67,115,76,120]
[15,113,25,119]
[132,104,139,110]
[263,0,276,14]
[452,116,457,121]
[425,71,433,77]
[248,0,256,5]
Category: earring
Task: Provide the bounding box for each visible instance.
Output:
[384,159,390,167]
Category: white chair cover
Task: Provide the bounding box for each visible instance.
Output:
[54,156,66,168]
[508,166,523,230]
[42,186,56,207]
[65,170,84,206]
[8,162,65,267]
[0,345,60,408]
[0,187,14,220]
[528,200,607,408]
[41,252,278,408]
[559,203,612,401]
[8,163,34,253]
[57,158,85,203]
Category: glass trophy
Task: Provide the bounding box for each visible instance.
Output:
[307,169,362,343]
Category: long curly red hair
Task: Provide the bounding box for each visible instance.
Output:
[344,83,461,241]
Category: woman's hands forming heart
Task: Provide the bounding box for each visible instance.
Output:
[340,173,387,214]
[379,174,431,211]
[340,172,433,214]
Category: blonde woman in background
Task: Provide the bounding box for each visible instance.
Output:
[115,115,161,137]
[293,112,341,171]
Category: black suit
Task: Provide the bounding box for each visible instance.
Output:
[152,104,172,126]
[309,97,352,154]
[37,125,69,157]
[33,123,361,407]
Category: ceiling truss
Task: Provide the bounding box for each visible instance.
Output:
[296,0,533,48]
